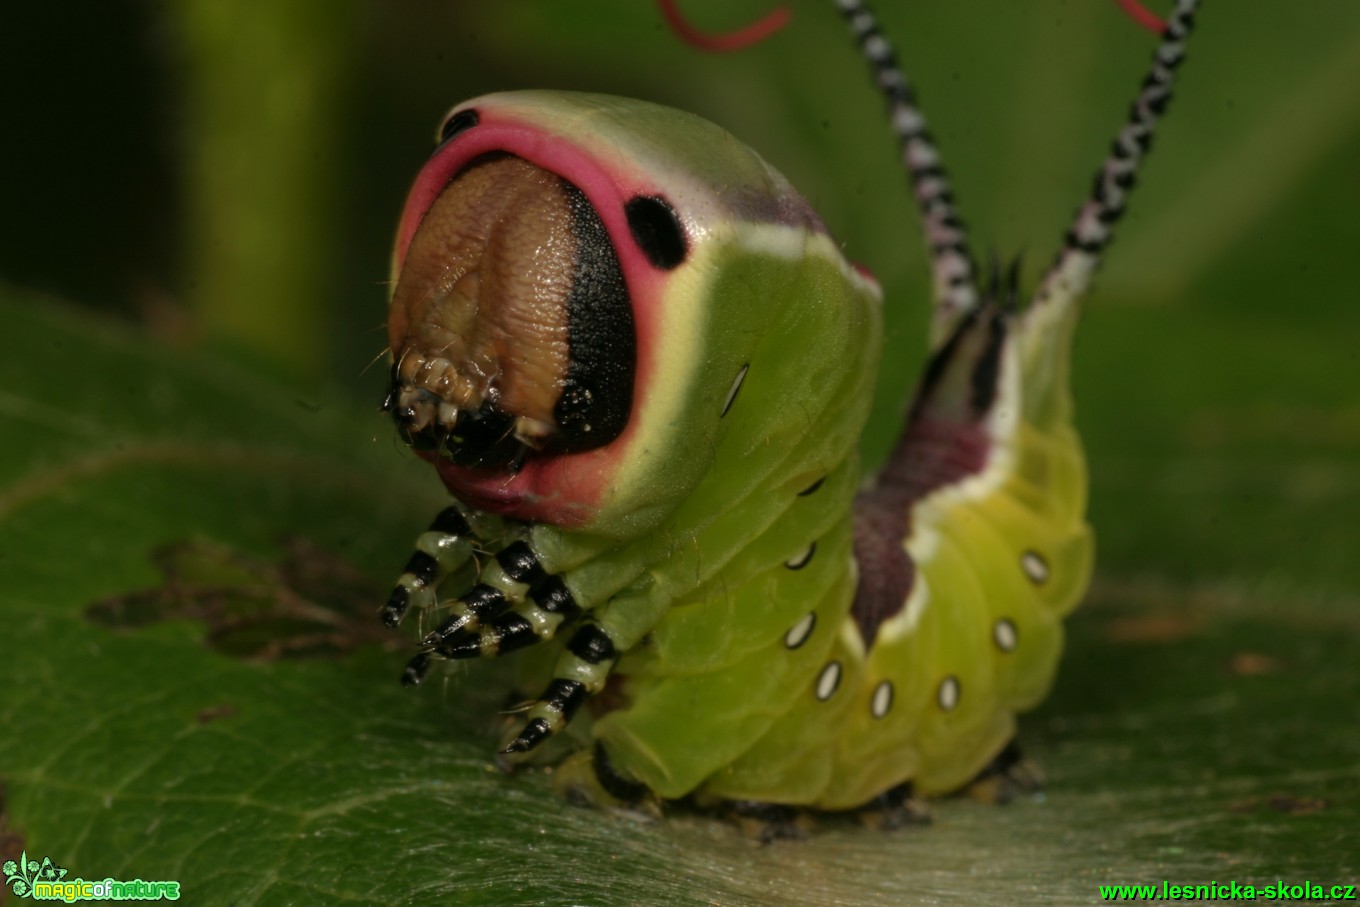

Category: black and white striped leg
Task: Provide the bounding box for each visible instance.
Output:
[833,0,979,336]
[381,505,477,629]
[401,546,583,684]
[417,541,549,646]
[499,620,618,756]
[1041,0,1199,300]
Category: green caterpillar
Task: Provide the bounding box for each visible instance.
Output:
[379,0,1199,817]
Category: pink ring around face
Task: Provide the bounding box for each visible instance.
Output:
[390,102,675,527]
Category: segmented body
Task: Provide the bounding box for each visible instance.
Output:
[379,1,1199,813]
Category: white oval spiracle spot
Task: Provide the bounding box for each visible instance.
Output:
[720,363,749,417]
[815,662,842,701]
[993,617,1018,653]
[784,612,816,649]
[1020,550,1049,585]
[785,541,817,570]
[871,681,894,719]
[937,675,961,712]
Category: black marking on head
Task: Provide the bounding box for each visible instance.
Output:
[556,185,635,450]
[567,623,616,665]
[400,652,432,687]
[437,108,479,147]
[382,585,410,628]
[396,406,426,437]
[798,477,826,497]
[784,612,816,649]
[530,576,582,619]
[423,400,521,468]
[428,506,471,536]
[496,542,546,587]
[501,717,553,754]
[594,741,648,803]
[403,551,439,587]
[785,541,817,571]
[721,364,749,417]
[624,195,687,269]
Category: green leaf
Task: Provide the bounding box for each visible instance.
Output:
[1,278,1356,906]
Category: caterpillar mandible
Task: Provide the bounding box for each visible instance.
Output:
[378,0,1200,822]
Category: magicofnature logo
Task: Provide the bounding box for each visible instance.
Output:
[3,851,180,901]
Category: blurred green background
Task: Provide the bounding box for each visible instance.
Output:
[1,2,1357,904]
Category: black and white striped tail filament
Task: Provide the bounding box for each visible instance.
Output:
[1061,0,1198,264]
[833,0,979,329]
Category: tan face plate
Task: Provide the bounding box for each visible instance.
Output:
[391,154,572,439]
[387,154,633,469]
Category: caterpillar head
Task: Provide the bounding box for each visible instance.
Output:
[387,91,880,539]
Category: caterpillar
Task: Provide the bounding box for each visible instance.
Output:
[378,0,1199,821]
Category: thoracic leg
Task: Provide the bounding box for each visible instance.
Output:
[498,618,618,754]
[401,539,584,686]
[499,580,673,762]
[380,504,479,630]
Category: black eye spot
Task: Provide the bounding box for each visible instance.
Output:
[436,109,479,147]
[625,195,687,269]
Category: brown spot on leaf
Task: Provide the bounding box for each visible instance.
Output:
[195,704,239,724]
[1227,651,1284,676]
[1228,794,1328,816]
[1266,793,1328,816]
[1103,612,1203,644]
[85,537,390,662]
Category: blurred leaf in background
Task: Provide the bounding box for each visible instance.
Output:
[0,2,1357,904]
